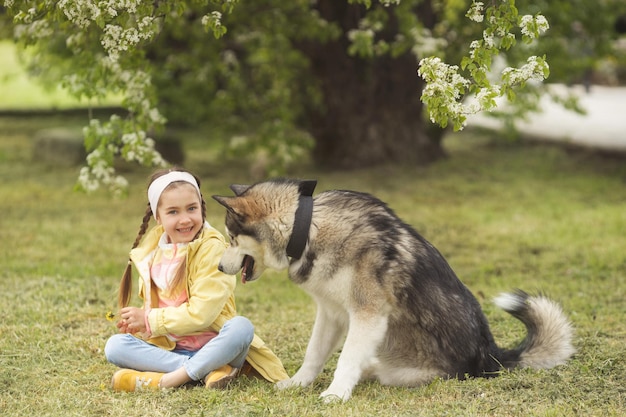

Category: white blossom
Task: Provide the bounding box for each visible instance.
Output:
[348,28,375,42]
[520,14,550,39]
[475,85,501,111]
[202,11,223,27]
[14,19,54,39]
[418,57,474,128]
[467,2,484,23]
[148,108,166,124]
[501,56,549,84]
[58,0,101,29]
[536,16,549,33]
[101,23,154,62]
[78,166,100,193]
[469,40,481,59]
[379,0,401,7]
[410,27,448,58]
[78,157,129,196]
[483,31,494,48]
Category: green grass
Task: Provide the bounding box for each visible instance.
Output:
[0,115,625,417]
[0,41,120,110]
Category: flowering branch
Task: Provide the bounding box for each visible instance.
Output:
[5,0,238,194]
[418,0,550,131]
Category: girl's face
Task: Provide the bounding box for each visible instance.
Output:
[155,183,203,244]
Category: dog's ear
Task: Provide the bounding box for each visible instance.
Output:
[229,184,250,196]
[212,195,242,216]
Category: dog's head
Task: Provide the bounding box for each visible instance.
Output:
[212,179,315,283]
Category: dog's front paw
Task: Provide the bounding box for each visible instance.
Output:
[276,377,309,390]
[320,387,351,403]
[276,369,318,390]
[275,378,296,390]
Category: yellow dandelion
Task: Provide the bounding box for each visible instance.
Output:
[105,311,116,321]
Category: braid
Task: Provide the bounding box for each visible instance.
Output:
[133,205,153,249]
[118,204,153,309]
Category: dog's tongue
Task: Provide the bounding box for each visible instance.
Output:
[241,255,254,284]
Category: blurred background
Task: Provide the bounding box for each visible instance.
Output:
[1,1,625,177]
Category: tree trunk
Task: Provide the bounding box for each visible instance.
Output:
[296,0,446,169]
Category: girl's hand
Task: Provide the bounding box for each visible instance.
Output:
[116,318,130,333]
[118,306,147,334]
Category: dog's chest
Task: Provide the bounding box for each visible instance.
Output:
[291,260,355,306]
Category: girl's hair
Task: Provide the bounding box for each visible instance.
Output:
[118,167,207,309]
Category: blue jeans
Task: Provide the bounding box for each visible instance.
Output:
[104,316,254,381]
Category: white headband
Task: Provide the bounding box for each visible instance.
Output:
[148,171,201,219]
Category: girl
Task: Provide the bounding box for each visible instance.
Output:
[104,168,288,391]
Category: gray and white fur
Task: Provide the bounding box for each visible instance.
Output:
[212,178,575,402]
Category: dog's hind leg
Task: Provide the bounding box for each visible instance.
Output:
[320,312,389,403]
[276,301,347,390]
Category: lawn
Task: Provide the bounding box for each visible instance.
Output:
[0,40,121,110]
[0,112,624,416]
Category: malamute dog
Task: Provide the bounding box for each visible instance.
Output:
[212,178,574,402]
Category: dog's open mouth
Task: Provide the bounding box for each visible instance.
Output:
[241,255,255,284]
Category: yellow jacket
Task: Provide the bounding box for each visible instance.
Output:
[129,222,288,383]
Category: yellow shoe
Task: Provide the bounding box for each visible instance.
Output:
[111,369,163,392]
[205,365,239,389]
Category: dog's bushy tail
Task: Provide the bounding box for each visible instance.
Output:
[494,290,575,369]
